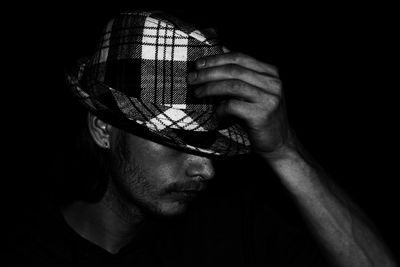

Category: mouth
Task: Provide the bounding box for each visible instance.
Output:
[164,181,208,202]
[168,190,201,201]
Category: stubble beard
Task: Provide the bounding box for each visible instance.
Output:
[104,131,168,223]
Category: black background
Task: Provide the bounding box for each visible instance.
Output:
[4,2,398,261]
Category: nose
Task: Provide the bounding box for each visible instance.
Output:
[185,154,215,181]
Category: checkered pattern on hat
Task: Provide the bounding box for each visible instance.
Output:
[67,11,251,156]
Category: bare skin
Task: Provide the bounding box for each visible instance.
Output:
[63,49,396,265]
[188,50,397,266]
[63,119,215,254]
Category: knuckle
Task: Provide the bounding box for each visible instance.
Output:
[230,52,244,62]
[228,79,243,92]
[267,95,281,108]
[206,55,217,66]
[266,77,282,94]
[225,100,238,113]
[198,69,212,81]
[270,65,279,74]
[256,88,267,99]
[271,77,282,86]
[266,64,279,76]
[227,65,243,78]
[261,63,279,77]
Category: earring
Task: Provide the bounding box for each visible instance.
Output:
[103,140,110,149]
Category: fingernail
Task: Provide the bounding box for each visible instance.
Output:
[197,59,206,68]
[187,72,197,83]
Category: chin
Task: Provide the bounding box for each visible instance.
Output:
[136,196,198,218]
[156,200,190,217]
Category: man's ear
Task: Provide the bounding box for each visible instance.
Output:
[87,113,112,149]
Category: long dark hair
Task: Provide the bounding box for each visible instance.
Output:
[52,77,111,206]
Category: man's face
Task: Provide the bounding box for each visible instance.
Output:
[108,130,215,217]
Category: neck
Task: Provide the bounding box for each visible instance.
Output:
[61,188,148,254]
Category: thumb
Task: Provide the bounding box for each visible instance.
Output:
[222,46,231,53]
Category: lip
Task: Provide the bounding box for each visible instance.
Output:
[183,183,207,192]
[168,190,200,201]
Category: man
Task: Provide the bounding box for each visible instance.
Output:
[8,10,396,266]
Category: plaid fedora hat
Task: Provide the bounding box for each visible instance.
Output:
[67,10,251,156]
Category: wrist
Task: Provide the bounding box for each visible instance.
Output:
[258,131,301,162]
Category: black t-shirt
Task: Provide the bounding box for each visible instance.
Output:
[6,186,330,267]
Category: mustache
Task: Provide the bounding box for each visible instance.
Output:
[163,180,206,194]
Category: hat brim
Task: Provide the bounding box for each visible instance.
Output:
[93,106,252,157]
[68,75,251,157]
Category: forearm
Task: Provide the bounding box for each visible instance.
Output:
[261,143,396,267]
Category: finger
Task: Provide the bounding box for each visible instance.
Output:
[188,65,281,95]
[222,46,230,53]
[195,52,279,77]
[215,99,256,125]
[215,96,281,129]
[195,80,271,103]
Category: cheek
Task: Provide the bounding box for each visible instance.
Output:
[134,149,187,192]
[125,164,189,215]
[140,162,181,195]
[114,134,189,209]
[122,160,179,200]
[125,167,160,199]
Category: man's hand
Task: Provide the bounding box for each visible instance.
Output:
[189,51,397,267]
[188,51,290,155]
